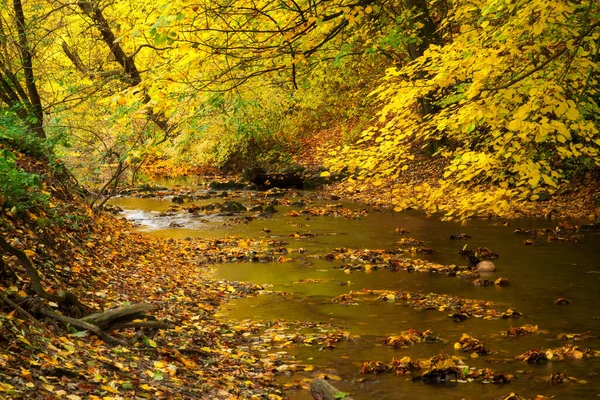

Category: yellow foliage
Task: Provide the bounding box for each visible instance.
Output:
[326,0,600,220]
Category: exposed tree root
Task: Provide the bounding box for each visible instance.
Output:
[0,291,40,326]
[1,234,171,345]
[0,234,89,315]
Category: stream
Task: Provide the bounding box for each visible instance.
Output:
[109,187,600,400]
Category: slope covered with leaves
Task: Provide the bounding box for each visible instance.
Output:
[0,152,296,399]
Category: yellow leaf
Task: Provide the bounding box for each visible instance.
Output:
[565,107,580,121]
[532,22,545,35]
[24,250,36,257]
[0,382,14,392]
[18,336,31,346]
[100,384,119,394]
[320,171,331,177]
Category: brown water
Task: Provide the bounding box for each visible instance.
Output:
[109,192,600,400]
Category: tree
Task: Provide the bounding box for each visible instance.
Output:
[0,0,45,139]
[327,0,600,219]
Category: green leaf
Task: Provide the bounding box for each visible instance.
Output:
[334,392,350,399]
[153,371,164,381]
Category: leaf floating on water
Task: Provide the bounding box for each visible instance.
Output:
[332,288,516,321]
[454,333,492,355]
[361,354,512,384]
[396,237,424,245]
[516,345,600,362]
[476,247,499,259]
[557,331,596,341]
[515,349,549,363]
[502,324,547,337]
[555,298,571,305]
[384,329,442,348]
[294,278,329,284]
[322,247,478,277]
[449,233,471,240]
[501,309,523,319]
[494,277,510,286]
[549,372,583,384]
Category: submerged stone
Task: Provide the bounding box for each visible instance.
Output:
[477,260,496,272]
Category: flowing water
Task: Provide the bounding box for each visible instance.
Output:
[109,189,600,400]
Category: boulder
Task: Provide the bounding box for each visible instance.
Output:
[219,201,247,213]
[263,204,278,214]
[476,260,496,272]
[172,195,185,204]
[302,173,328,190]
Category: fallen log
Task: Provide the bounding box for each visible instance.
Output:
[40,308,127,346]
[41,303,170,345]
[310,378,353,400]
[110,320,172,330]
[81,303,155,329]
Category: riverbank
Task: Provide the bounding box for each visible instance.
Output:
[0,191,300,398]
[0,169,360,399]
[328,169,600,221]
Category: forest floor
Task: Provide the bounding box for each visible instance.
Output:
[1,157,345,400]
[1,207,298,399]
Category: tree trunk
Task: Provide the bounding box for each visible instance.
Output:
[405,0,440,60]
[13,0,45,139]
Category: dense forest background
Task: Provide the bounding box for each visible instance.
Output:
[2,0,600,217]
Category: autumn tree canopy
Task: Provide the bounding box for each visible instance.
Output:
[1,0,599,218]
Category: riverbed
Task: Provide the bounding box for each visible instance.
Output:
[109,189,600,400]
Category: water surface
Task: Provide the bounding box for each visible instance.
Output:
[109,193,600,400]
